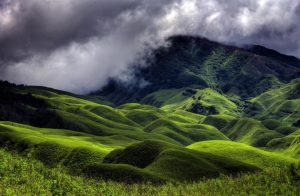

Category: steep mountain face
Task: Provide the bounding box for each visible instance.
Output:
[98,36,300,104]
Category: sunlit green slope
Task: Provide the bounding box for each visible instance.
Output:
[249,78,300,126]
[141,88,240,116]
[188,140,298,168]
[0,148,299,195]
[0,78,299,183]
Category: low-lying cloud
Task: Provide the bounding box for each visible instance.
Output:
[0,0,299,93]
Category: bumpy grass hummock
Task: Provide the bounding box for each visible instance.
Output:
[105,140,259,182]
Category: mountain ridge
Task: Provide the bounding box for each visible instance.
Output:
[97,35,300,105]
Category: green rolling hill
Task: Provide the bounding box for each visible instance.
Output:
[188,140,297,168]
[0,35,299,194]
[248,78,300,126]
[0,79,299,184]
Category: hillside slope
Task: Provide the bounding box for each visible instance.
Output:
[0,82,299,182]
[0,35,300,184]
[248,78,300,126]
[98,36,300,104]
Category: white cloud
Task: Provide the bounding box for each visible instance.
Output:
[0,0,299,93]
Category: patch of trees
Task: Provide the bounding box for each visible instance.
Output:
[0,85,62,128]
[188,102,218,115]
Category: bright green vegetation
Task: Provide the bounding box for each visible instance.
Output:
[202,114,236,130]
[267,129,300,157]
[104,140,257,181]
[143,118,229,145]
[0,82,299,186]
[250,78,300,126]
[221,118,284,147]
[188,140,298,168]
[0,35,300,194]
[0,149,299,195]
[142,88,240,116]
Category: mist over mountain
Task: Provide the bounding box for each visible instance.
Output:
[0,0,300,93]
[98,35,300,103]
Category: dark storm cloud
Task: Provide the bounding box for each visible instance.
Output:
[0,0,300,93]
[0,0,141,60]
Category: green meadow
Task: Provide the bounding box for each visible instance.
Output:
[0,148,299,195]
[0,79,299,195]
[0,35,300,195]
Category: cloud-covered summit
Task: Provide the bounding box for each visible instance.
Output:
[0,0,299,93]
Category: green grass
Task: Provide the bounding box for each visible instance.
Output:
[250,78,300,126]
[0,122,118,152]
[222,118,283,147]
[0,81,300,192]
[188,140,298,168]
[104,140,178,168]
[0,85,227,146]
[167,109,205,123]
[203,114,236,130]
[0,122,115,170]
[1,36,300,194]
[118,103,165,126]
[119,103,205,126]
[142,88,240,116]
[267,129,300,157]
[105,140,259,182]
[144,118,229,145]
[0,148,299,195]
[0,122,256,182]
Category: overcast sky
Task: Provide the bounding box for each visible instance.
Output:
[0,0,299,93]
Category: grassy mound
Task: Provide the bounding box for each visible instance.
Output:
[0,122,119,169]
[104,140,177,168]
[144,119,228,145]
[146,148,258,182]
[188,140,298,168]
[222,118,283,147]
[203,114,236,130]
[105,140,259,182]
[119,103,165,126]
[0,122,115,153]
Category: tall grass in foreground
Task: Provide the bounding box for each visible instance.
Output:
[0,148,299,196]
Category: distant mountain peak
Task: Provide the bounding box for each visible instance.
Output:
[97,35,300,105]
